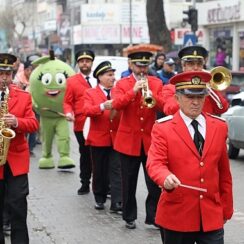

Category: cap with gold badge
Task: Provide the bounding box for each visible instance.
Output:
[0,53,17,71]
[178,45,208,61]
[128,51,152,66]
[170,71,212,95]
[93,61,116,79]
[75,50,95,63]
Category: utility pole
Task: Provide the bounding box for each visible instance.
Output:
[129,0,132,45]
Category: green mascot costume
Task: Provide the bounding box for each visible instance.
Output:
[30,51,75,169]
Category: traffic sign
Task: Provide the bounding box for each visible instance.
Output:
[183,34,197,46]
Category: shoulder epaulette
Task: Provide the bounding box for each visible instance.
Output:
[207,113,226,122]
[156,115,173,123]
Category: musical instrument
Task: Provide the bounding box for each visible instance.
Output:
[41,107,66,117]
[139,73,156,109]
[83,117,90,140]
[0,83,16,166]
[207,66,232,109]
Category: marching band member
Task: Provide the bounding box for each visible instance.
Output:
[111,48,165,229]
[162,45,229,116]
[147,71,233,244]
[63,50,95,195]
[0,53,39,244]
[82,61,122,213]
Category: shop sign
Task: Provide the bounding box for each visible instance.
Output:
[81,4,120,24]
[173,28,204,45]
[208,1,241,24]
[121,24,149,44]
[82,25,120,44]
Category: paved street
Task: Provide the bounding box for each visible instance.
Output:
[5,129,244,244]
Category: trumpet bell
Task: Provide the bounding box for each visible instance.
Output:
[210,66,232,91]
[144,96,156,108]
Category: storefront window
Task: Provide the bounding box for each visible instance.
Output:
[239,32,244,71]
[209,27,233,70]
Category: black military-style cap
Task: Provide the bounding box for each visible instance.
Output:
[178,45,208,61]
[128,51,152,66]
[0,53,17,71]
[93,61,116,79]
[170,71,211,95]
[75,50,95,62]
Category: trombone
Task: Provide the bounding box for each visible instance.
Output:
[207,66,232,109]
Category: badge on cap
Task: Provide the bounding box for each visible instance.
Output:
[193,50,197,56]
[191,76,201,85]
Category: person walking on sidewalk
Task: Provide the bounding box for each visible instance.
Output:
[112,48,165,229]
[64,50,96,195]
[147,71,233,244]
[83,61,122,213]
[0,53,39,244]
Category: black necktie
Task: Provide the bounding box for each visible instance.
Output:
[104,89,111,100]
[1,91,5,101]
[191,120,205,156]
[85,76,92,87]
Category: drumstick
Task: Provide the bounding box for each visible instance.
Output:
[179,183,207,192]
[41,107,66,117]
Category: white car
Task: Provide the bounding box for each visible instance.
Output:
[222,91,244,158]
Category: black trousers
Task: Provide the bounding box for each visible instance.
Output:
[160,228,224,244]
[74,131,92,186]
[0,163,29,244]
[119,147,161,223]
[90,146,122,205]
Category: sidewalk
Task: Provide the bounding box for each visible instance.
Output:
[5,130,161,244]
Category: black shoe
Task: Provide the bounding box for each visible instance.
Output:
[36,139,42,145]
[94,202,105,210]
[125,221,136,229]
[3,223,11,236]
[30,151,35,157]
[110,202,122,214]
[77,185,90,195]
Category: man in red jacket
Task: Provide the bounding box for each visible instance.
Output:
[0,53,39,244]
[83,61,122,213]
[112,49,165,229]
[162,45,229,116]
[147,71,233,244]
[63,50,95,195]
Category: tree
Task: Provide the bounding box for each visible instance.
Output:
[146,0,172,52]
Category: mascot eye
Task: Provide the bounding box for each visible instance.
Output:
[55,73,66,85]
[41,73,52,85]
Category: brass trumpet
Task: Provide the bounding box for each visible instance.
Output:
[139,73,156,109]
[206,66,232,109]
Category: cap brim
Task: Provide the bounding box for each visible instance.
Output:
[178,88,208,95]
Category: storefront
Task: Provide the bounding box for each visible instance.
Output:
[198,0,244,71]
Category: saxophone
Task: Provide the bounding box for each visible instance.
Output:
[0,83,16,166]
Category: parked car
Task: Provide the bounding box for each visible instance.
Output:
[224,71,244,102]
[222,91,244,159]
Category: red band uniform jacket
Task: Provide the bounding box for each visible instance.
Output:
[146,112,233,232]
[63,73,91,132]
[82,86,120,146]
[112,75,165,156]
[162,84,229,115]
[0,86,39,179]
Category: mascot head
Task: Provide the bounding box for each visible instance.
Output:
[30,50,75,117]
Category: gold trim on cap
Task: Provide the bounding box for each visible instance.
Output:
[77,54,93,61]
[0,64,14,67]
[175,79,206,90]
[131,58,150,62]
[95,65,112,77]
[182,55,204,60]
